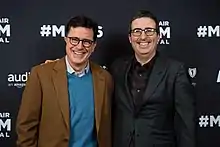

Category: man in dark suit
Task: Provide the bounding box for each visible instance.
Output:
[110,10,196,147]
[16,16,113,147]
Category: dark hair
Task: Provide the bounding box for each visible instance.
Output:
[65,15,98,41]
[129,10,159,34]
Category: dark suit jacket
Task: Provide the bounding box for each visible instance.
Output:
[16,58,113,147]
[110,54,196,147]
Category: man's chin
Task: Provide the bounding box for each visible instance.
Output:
[72,59,87,65]
[137,46,151,50]
[68,56,86,63]
[137,51,151,56]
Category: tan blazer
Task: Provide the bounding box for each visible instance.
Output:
[16,58,113,147]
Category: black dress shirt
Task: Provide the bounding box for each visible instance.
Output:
[128,55,157,107]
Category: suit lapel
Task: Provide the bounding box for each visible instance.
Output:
[52,58,70,132]
[123,57,135,111]
[143,55,167,102]
[90,62,105,134]
[134,55,168,114]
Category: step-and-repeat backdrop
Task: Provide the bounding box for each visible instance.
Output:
[1,0,220,146]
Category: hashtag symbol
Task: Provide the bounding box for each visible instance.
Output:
[197,26,207,37]
[40,25,51,37]
[199,115,209,127]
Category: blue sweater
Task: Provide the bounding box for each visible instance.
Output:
[67,71,97,147]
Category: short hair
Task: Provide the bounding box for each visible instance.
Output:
[65,15,98,41]
[129,10,159,34]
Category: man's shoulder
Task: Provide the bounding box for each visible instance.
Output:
[91,62,113,88]
[31,58,64,75]
[110,56,132,70]
[90,62,112,78]
[112,56,132,65]
[157,55,187,77]
[158,55,184,68]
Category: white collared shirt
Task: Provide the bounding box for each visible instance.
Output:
[65,56,90,77]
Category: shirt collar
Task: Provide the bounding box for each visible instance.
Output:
[133,53,157,70]
[65,56,90,77]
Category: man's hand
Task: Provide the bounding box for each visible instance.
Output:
[41,59,59,65]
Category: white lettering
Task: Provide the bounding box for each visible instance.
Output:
[0,113,10,118]
[0,119,11,131]
[97,26,103,38]
[0,132,10,138]
[217,70,220,83]
[0,24,10,36]
[159,39,169,45]
[210,115,220,127]
[52,25,65,37]
[208,26,220,37]
[160,27,170,38]
[0,18,9,23]
[8,72,30,82]
[159,21,169,26]
[0,37,9,43]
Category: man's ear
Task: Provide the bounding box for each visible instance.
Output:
[91,42,97,52]
[128,34,132,43]
[64,37,68,43]
[157,33,161,44]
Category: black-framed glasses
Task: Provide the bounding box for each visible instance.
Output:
[66,37,94,48]
[130,28,157,37]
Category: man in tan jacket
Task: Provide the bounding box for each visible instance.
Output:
[16,15,113,147]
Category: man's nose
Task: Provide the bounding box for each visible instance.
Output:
[76,40,84,48]
[140,31,147,39]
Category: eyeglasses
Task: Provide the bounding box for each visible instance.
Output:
[130,28,157,37]
[66,37,94,48]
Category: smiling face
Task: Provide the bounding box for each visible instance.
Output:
[129,17,160,61]
[64,27,96,68]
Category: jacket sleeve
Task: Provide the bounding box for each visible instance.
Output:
[174,64,196,147]
[16,67,42,147]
